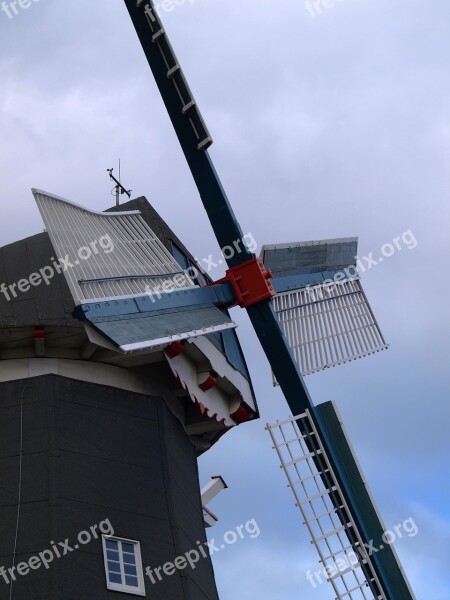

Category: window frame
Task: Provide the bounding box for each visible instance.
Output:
[102,535,146,596]
[170,239,208,287]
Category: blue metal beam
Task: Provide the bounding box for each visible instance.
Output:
[271,270,359,294]
[74,282,235,321]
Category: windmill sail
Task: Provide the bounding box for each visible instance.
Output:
[33,189,237,352]
[261,238,388,377]
[267,403,416,600]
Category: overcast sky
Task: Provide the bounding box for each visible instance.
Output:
[1,0,449,598]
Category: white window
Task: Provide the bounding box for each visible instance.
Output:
[102,536,146,596]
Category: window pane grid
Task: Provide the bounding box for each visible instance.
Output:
[103,536,145,596]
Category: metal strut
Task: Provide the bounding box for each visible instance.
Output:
[136,0,213,151]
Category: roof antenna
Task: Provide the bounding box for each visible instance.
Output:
[108,160,132,207]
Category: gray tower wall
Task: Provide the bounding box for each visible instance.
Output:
[0,375,219,600]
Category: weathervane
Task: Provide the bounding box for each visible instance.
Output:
[107,161,132,207]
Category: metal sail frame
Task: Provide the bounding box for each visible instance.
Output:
[33,188,194,303]
[267,411,386,600]
[273,278,389,376]
[122,2,416,598]
[262,238,389,378]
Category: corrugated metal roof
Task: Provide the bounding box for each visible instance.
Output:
[33,189,194,304]
[262,238,388,377]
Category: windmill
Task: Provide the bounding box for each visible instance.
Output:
[0,2,417,599]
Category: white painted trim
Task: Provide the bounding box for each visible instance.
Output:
[165,351,236,428]
[203,505,219,528]
[201,476,228,506]
[120,322,237,353]
[32,188,141,217]
[0,358,163,397]
[189,335,256,412]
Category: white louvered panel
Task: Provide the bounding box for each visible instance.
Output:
[266,413,386,600]
[33,189,194,304]
[273,279,388,376]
